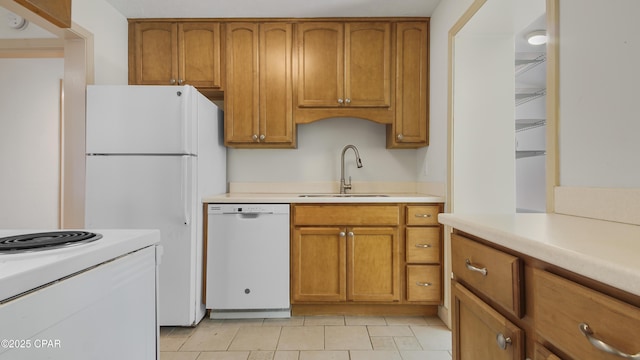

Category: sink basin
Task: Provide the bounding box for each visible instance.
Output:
[298,194,389,198]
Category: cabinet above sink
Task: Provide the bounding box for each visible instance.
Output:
[127,18,431,149]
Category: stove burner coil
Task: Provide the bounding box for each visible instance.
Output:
[0,231,102,253]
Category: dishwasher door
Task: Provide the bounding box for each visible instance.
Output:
[206,204,290,318]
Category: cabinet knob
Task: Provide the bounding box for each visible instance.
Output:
[345,98,351,104]
[259,134,265,141]
[416,281,432,287]
[339,231,346,237]
[252,134,258,141]
[169,79,176,85]
[397,134,404,141]
[338,98,344,105]
[496,333,512,350]
[178,79,184,85]
[347,231,354,237]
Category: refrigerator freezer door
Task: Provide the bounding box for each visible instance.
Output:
[86,85,197,155]
[85,155,200,326]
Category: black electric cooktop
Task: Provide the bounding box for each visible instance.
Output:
[0,231,102,253]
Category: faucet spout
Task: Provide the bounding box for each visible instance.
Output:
[340,144,364,194]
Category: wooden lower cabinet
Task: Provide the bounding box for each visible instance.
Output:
[291,225,399,302]
[347,227,399,302]
[291,203,443,315]
[534,269,640,360]
[451,230,640,360]
[534,344,563,360]
[452,282,524,360]
[291,227,346,302]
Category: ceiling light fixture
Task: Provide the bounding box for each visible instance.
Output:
[526,30,547,46]
[7,13,29,31]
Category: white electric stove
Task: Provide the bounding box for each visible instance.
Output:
[0,229,161,360]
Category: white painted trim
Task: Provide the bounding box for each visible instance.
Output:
[554,187,640,225]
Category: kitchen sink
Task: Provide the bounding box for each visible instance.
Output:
[298,194,390,198]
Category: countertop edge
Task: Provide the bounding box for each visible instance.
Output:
[438,213,640,297]
[202,193,445,203]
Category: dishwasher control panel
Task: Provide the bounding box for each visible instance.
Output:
[208,204,289,215]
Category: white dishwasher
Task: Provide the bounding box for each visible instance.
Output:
[206,203,290,319]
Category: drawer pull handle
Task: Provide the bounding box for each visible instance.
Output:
[415,244,432,248]
[415,214,432,218]
[465,259,488,276]
[496,333,512,350]
[416,281,432,287]
[579,323,640,359]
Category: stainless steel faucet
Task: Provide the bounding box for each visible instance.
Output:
[340,144,363,194]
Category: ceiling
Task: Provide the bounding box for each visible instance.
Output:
[102,0,443,18]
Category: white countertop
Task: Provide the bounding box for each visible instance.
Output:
[0,229,160,302]
[203,192,445,204]
[438,213,640,297]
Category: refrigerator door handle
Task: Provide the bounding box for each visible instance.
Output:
[177,91,191,153]
[182,156,191,226]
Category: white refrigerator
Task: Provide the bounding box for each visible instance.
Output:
[84,85,226,326]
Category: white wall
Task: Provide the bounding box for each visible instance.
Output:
[228,118,418,183]
[420,0,474,188]
[450,0,517,214]
[559,0,640,188]
[0,58,64,228]
[73,0,129,84]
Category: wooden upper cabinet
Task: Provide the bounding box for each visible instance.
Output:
[296,22,344,108]
[259,23,294,145]
[225,22,294,147]
[225,22,260,144]
[296,22,391,109]
[14,0,71,28]
[130,21,222,88]
[132,22,178,85]
[388,21,429,148]
[345,23,391,108]
[179,23,222,88]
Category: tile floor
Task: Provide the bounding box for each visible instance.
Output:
[160,315,452,360]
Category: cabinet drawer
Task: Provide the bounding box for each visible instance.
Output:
[406,228,440,263]
[452,282,524,360]
[533,269,640,360]
[293,205,399,226]
[406,205,439,226]
[451,233,523,318]
[406,265,441,302]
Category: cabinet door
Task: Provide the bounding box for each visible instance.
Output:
[390,22,429,147]
[132,22,178,85]
[296,22,344,108]
[345,22,391,107]
[291,227,346,302]
[534,344,563,360]
[179,22,222,88]
[224,22,260,145]
[452,282,524,360]
[259,23,294,145]
[347,227,400,302]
